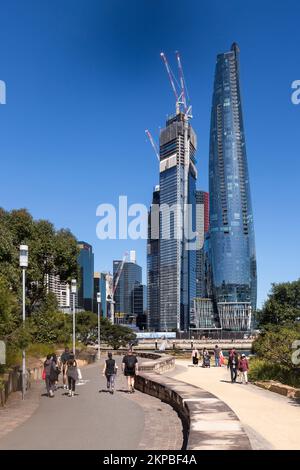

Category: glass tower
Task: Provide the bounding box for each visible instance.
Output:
[159,112,197,331]
[78,241,94,311]
[209,43,257,330]
[147,186,160,330]
[113,259,142,324]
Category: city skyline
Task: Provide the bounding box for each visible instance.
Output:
[0,1,299,308]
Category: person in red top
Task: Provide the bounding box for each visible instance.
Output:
[238,354,249,384]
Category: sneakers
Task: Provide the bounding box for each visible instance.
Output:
[49,390,54,398]
[68,390,72,397]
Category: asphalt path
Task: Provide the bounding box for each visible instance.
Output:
[0,357,145,450]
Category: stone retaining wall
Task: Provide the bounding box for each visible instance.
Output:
[254,380,300,399]
[134,352,251,450]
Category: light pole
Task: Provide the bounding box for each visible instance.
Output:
[71,279,77,357]
[19,245,28,400]
[97,292,101,360]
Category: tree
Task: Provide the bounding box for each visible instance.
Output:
[76,311,98,344]
[253,324,300,370]
[100,318,136,350]
[258,279,300,326]
[0,208,79,315]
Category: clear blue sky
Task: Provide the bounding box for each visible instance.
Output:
[0,0,299,307]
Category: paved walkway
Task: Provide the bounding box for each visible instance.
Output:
[0,357,183,450]
[166,360,300,450]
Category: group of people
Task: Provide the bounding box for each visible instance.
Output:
[191,345,249,384]
[227,348,249,384]
[43,347,78,398]
[43,347,139,398]
[191,345,225,368]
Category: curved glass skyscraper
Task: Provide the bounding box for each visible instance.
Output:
[209,43,257,330]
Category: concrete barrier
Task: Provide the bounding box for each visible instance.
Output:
[135,354,251,450]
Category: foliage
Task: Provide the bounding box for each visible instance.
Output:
[248,357,300,388]
[29,293,71,344]
[0,208,79,314]
[258,279,300,326]
[76,311,98,344]
[100,317,136,349]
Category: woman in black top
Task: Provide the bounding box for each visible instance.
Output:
[103,352,117,394]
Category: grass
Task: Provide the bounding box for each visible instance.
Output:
[249,358,300,388]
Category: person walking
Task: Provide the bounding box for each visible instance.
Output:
[191,347,199,366]
[202,348,211,368]
[44,354,57,397]
[214,345,220,367]
[60,347,71,390]
[219,348,224,366]
[66,355,78,397]
[227,348,239,383]
[103,352,117,394]
[238,354,249,384]
[122,348,138,393]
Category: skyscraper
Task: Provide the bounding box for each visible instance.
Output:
[209,43,257,330]
[113,253,142,325]
[147,185,160,330]
[93,272,107,317]
[195,190,209,298]
[77,241,94,311]
[159,112,197,331]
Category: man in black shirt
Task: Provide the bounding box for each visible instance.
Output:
[122,349,138,393]
[60,347,71,390]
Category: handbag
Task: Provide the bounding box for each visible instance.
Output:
[42,369,46,380]
[77,368,82,381]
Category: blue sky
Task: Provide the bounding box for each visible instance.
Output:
[0,0,299,307]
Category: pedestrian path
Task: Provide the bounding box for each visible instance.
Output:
[165,360,300,450]
[0,357,183,450]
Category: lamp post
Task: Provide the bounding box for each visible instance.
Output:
[97,292,101,360]
[71,279,77,357]
[19,245,28,400]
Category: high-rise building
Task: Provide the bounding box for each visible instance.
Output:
[209,43,257,330]
[147,185,160,330]
[45,273,70,311]
[78,241,94,311]
[159,112,197,331]
[113,253,142,324]
[195,190,209,298]
[133,283,147,330]
[93,272,107,317]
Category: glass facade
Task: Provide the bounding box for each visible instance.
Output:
[113,260,142,324]
[209,43,257,330]
[147,186,160,330]
[77,241,94,311]
[158,112,197,331]
[93,272,107,317]
[196,190,209,299]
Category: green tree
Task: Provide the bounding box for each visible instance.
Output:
[258,279,300,326]
[76,311,98,344]
[100,318,136,350]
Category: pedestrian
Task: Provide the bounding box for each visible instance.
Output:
[66,354,78,397]
[155,339,158,350]
[103,352,117,394]
[227,348,239,383]
[219,348,224,366]
[60,346,71,390]
[202,348,210,368]
[43,354,57,397]
[191,347,199,366]
[122,348,138,393]
[51,353,61,390]
[214,345,220,367]
[238,354,249,384]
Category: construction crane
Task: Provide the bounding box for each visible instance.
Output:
[109,252,128,324]
[145,129,160,162]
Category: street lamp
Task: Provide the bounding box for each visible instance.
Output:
[97,292,101,360]
[71,279,77,357]
[19,245,28,400]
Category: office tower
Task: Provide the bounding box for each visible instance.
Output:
[93,272,107,317]
[113,254,142,324]
[147,185,160,330]
[159,112,197,331]
[45,273,70,311]
[77,241,94,311]
[133,284,147,330]
[209,43,257,330]
[195,190,209,298]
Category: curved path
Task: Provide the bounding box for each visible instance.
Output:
[166,360,300,450]
[0,357,183,450]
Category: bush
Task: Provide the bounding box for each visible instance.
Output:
[249,357,300,388]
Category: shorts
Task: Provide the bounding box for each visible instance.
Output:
[124,369,135,377]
